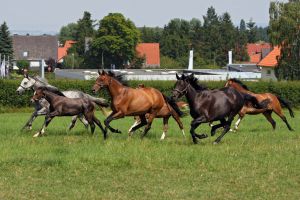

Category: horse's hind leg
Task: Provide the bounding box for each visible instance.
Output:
[92,115,107,139]
[263,111,276,130]
[160,117,169,140]
[129,115,147,136]
[213,117,233,144]
[78,114,89,129]
[141,114,155,139]
[273,108,294,131]
[171,112,185,138]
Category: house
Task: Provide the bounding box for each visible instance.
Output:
[12,35,58,68]
[257,46,280,81]
[136,43,160,68]
[247,43,271,63]
[58,40,76,63]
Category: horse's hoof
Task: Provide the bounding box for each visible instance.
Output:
[33,132,40,137]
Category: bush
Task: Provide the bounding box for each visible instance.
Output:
[1,79,300,108]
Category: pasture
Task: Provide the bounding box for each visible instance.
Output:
[0,110,299,199]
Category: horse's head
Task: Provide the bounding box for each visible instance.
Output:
[31,88,45,103]
[92,70,111,93]
[16,74,36,94]
[225,78,249,91]
[172,73,189,100]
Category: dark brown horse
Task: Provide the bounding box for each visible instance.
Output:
[172,74,269,144]
[225,78,294,131]
[31,88,107,138]
[128,100,187,140]
[92,70,181,138]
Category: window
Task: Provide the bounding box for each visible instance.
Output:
[267,69,271,75]
[23,51,28,57]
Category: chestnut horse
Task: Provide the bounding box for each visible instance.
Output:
[92,70,182,138]
[225,78,294,131]
[128,100,187,140]
[31,88,107,138]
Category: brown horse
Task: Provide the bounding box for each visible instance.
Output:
[31,88,107,138]
[92,70,182,138]
[128,100,187,140]
[225,78,294,131]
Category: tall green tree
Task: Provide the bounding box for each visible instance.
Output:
[246,18,257,43]
[235,19,249,62]
[0,22,13,60]
[139,26,162,43]
[90,13,140,68]
[269,0,300,80]
[58,23,78,44]
[73,11,95,57]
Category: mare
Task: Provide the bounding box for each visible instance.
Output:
[172,73,269,144]
[16,74,109,130]
[92,70,183,138]
[225,78,294,131]
[31,88,107,138]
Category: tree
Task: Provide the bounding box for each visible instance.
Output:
[0,22,13,60]
[139,26,162,43]
[89,13,140,68]
[269,0,300,80]
[73,11,95,57]
[58,23,78,44]
[235,19,249,62]
[246,18,257,43]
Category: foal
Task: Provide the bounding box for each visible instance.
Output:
[31,88,107,138]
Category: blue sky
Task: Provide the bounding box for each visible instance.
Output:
[0,0,287,34]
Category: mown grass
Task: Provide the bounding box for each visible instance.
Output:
[0,110,299,200]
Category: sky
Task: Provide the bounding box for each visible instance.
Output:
[0,0,287,34]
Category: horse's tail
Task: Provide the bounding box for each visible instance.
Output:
[276,95,295,118]
[163,95,185,117]
[243,93,270,109]
[84,94,111,117]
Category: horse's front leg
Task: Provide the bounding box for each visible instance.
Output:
[160,117,169,140]
[22,111,38,130]
[104,111,124,133]
[190,117,208,144]
[33,111,58,137]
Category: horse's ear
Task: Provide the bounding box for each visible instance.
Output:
[182,74,186,79]
[102,70,106,75]
[176,73,180,80]
[98,69,101,75]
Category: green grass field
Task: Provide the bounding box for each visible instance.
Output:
[0,110,299,200]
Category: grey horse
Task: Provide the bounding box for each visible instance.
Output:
[16,74,110,132]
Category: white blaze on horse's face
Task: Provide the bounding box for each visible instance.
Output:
[16,77,35,94]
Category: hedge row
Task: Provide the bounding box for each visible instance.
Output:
[1,79,300,108]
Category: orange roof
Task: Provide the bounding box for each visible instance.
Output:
[247,43,271,55]
[136,43,160,66]
[257,46,280,68]
[249,54,261,63]
[58,40,76,62]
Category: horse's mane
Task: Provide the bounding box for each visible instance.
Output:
[228,78,249,90]
[107,71,128,86]
[33,76,48,84]
[32,76,63,93]
[186,75,208,91]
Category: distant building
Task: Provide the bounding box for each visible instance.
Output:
[58,40,76,63]
[12,35,58,68]
[136,43,160,68]
[247,43,272,63]
[257,46,280,81]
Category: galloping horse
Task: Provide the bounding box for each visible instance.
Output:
[128,100,187,140]
[92,70,183,138]
[31,88,107,138]
[16,74,109,130]
[225,78,294,131]
[172,74,269,144]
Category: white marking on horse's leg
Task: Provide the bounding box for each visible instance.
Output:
[234,118,242,130]
[182,129,186,137]
[160,132,166,140]
[128,120,139,133]
[33,132,40,137]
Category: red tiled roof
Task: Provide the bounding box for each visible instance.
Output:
[247,43,271,63]
[257,46,280,68]
[58,40,76,62]
[136,43,160,66]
